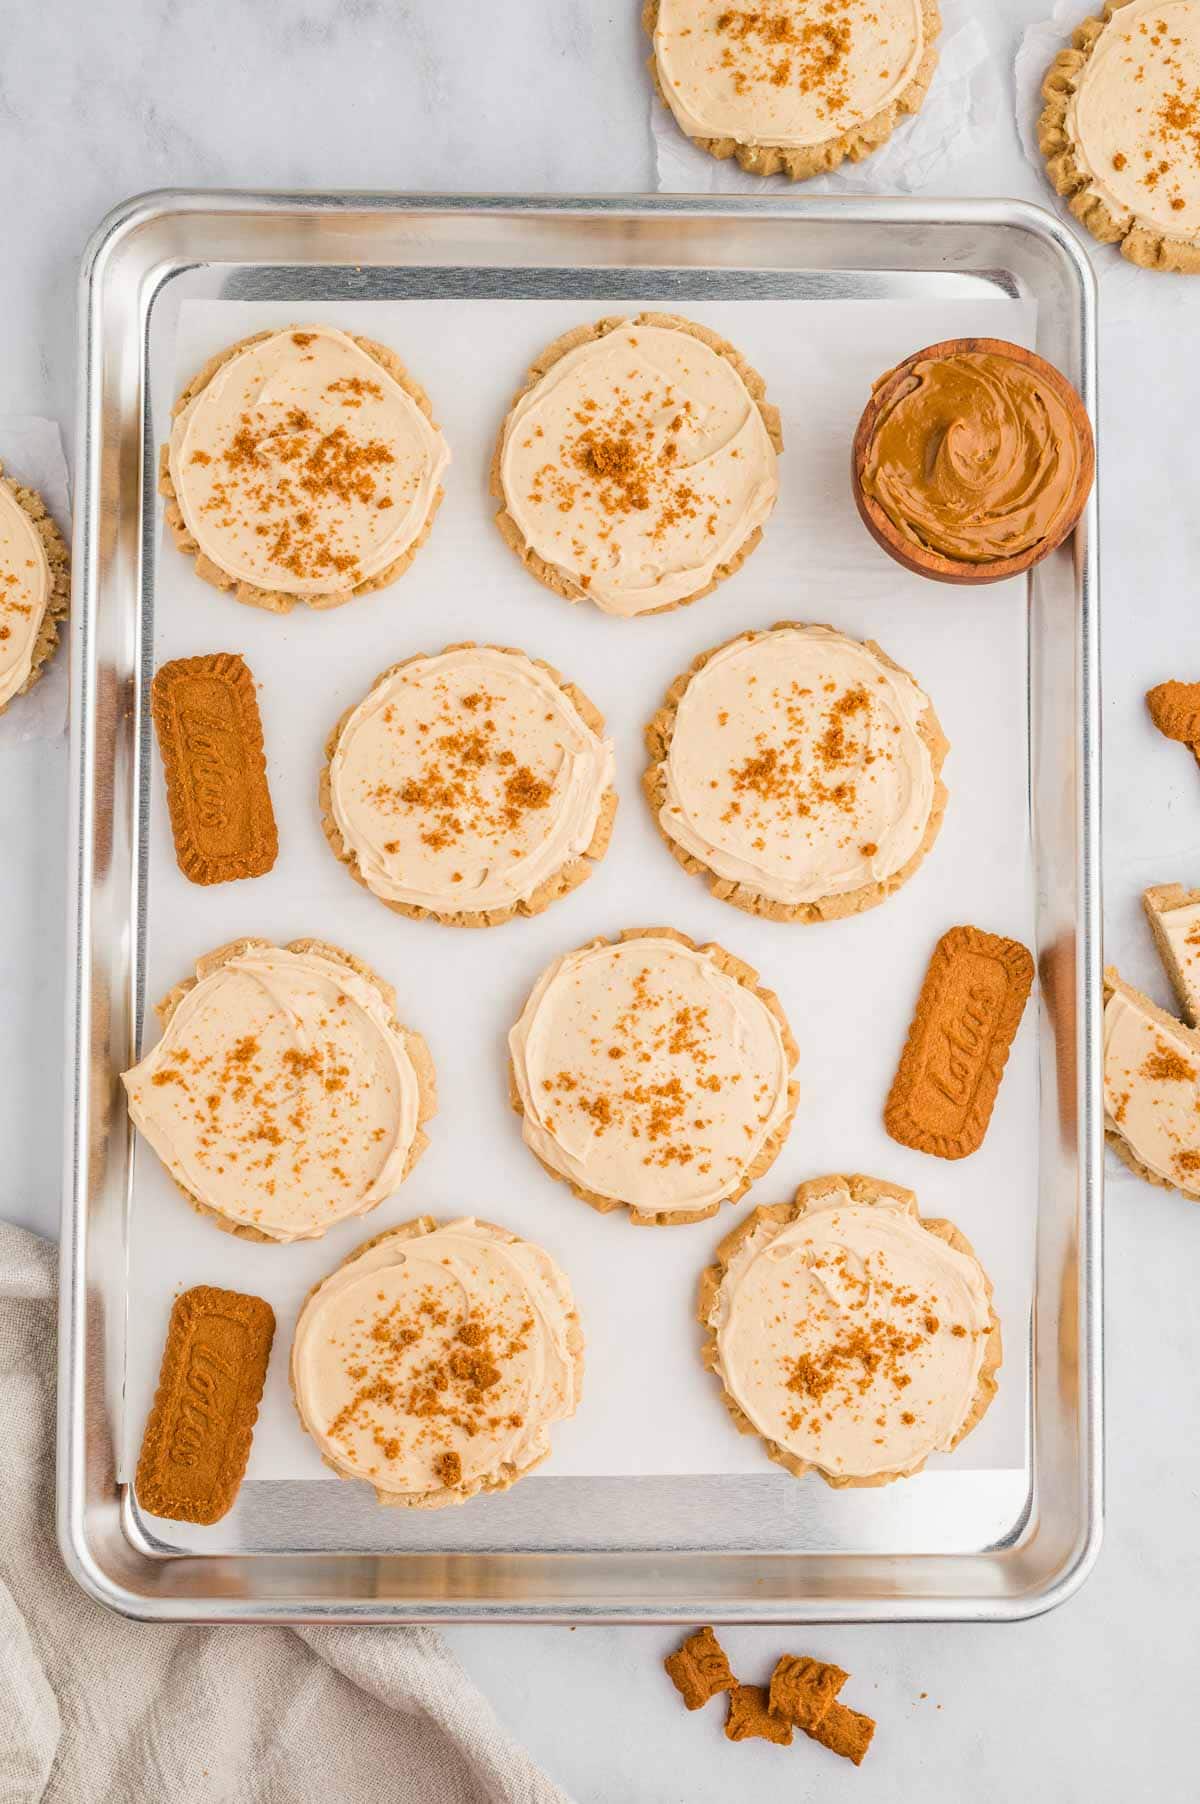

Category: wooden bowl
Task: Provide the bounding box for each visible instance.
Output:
[850,337,1095,587]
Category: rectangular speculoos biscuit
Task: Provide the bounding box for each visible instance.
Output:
[135,1286,275,1525]
[151,652,278,884]
[885,926,1035,1161]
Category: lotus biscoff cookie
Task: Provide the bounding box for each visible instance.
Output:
[151,653,278,884]
[161,325,449,611]
[885,926,1035,1160]
[646,0,941,182]
[135,1286,275,1525]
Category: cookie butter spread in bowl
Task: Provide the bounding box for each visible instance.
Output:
[122,938,435,1243]
[852,337,1094,584]
[291,1216,583,1507]
[700,1174,1001,1486]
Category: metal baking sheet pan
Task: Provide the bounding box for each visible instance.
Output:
[61,192,1102,1623]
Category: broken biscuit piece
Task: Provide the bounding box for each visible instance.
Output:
[724,1684,794,1746]
[805,1700,876,1766]
[664,1626,736,1710]
[1147,681,1200,747]
[768,1654,849,1731]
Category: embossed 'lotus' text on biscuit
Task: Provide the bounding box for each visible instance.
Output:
[151,653,278,884]
[923,961,1010,1123]
[135,1286,275,1525]
[885,926,1034,1160]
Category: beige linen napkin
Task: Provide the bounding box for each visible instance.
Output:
[0,1221,571,1804]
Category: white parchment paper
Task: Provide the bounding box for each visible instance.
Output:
[122,290,1038,1485]
[653,0,999,194]
[0,418,70,744]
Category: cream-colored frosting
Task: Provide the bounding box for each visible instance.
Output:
[1066,0,1200,238]
[653,0,926,148]
[168,325,449,598]
[328,646,614,912]
[122,945,424,1242]
[655,626,937,905]
[1103,987,1200,1196]
[509,936,793,1215]
[291,1218,580,1499]
[499,322,778,616]
[0,478,50,707]
[1154,897,1200,1021]
[708,1181,993,1480]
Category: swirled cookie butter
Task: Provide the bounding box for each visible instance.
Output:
[327,646,614,914]
[1065,0,1200,242]
[652,0,928,150]
[654,626,939,906]
[1104,978,1200,1197]
[123,944,427,1241]
[291,1218,581,1503]
[707,1180,994,1480]
[862,349,1086,564]
[0,476,52,708]
[509,935,795,1216]
[168,326,448,598]
[498,320,778,615]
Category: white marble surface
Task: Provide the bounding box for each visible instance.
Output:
[3,2,1199,1798]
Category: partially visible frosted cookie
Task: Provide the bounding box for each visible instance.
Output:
[1144,884,1200,1026]
[1103,967,1200,1199]
[491,312,781,617]
[1039,1,1200,273]
[699,1173,1001,1488]
[320,642,616,926]
[0,462,69,715]
[122,937,436,1243]
[161,325,450,611]
[644,623,948,922]
[646,0,941,181]
[508,927,799,1224]
[291,1216,583,1508]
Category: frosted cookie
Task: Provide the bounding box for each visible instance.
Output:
[320,643,617,926]
[160,325,450,611]
[644,623,948,922]
[0,462,69,715]
[1039,1,1200,273]
[491,312,781,617]
[699,1173,1001,1487]
[1104,968,1200,1198]
[122,937,436,1243]
[508,927,799,1224]
[290,1216,583,1508]
[645,0,941,181]
[1144,884,1200,1024]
